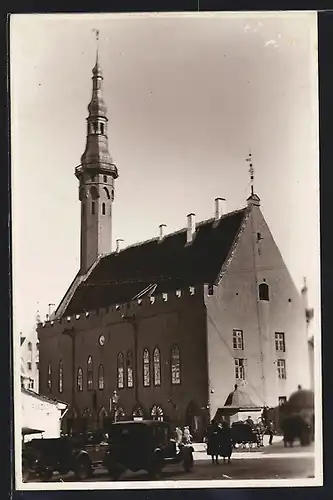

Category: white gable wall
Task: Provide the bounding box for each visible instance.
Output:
[205,203,310,419]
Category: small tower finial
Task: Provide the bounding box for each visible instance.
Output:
[246,150,254,196]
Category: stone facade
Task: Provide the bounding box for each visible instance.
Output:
[38,202,310,438]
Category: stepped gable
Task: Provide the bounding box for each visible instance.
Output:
[64,208,248,316]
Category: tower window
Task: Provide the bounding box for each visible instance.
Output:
[92,202,95,215]
[102,203,106,215]
[103,175,107,183]
[259,282,269,301]
[103,187,110,200]
[101,123,104,134]
[93,122,98,133]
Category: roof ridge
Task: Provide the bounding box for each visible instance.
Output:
[100,206,248,259]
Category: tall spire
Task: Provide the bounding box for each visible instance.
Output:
[75,33,119,274]
[78,30,118,178]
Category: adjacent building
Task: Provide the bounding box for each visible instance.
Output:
[20,330,39,392]
[37,50,311,438]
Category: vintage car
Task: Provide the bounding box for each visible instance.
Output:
[22,431,109,482]
[103,420,194,480]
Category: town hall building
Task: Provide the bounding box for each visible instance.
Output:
[37,47,311,438]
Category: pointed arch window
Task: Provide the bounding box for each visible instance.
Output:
[143,349,150,387]
[98,364,104,390]
[102,202,106,215]
[126,350,134,388]
[77,367,83,392]
[259,282,269,301]
[47,362,52,392]
[151,405,164,421]
[153,347,161,386]
[171,345,181,385]
[117,352,124,389]
[58,360,63,393]
[87,356,93,391]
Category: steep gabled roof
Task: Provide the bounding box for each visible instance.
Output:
[63,207,248,316]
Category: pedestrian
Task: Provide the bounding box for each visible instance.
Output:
[175,426,183,447]
[268,420,274,445]
[219,421,233,464]
[245,415,254,428]
[206,419,221,464]
[183,426,192,445]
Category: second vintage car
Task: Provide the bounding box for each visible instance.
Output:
[103,420,194,480]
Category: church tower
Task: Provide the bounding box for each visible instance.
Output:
[75,35,118,274]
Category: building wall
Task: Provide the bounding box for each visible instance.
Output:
[20,330,39,392]
[205,204,310,419]
[21,390,64,440]
[38,288,208,431]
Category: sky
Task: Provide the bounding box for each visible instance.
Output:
[10,12,320,339]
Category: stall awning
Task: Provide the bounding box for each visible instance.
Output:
[22,427,44,436]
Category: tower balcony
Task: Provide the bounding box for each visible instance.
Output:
[75,163,118,180]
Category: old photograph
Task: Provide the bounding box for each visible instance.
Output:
[11,12,322,489]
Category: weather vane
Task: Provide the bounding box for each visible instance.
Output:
[245,151,254,196]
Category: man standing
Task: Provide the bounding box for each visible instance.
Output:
[268,420,274,445]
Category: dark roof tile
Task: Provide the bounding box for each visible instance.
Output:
[64,208,248,316]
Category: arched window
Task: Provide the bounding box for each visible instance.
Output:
[87,356,93,390]
[91,201,95,215]
[102,202,106,215]
[98,364,104,390]
[143,349,150,387]
[58,360,63,393]
[47,362,52,392]
[151,405,164,421]
[153,347,161,386]
[77,367,83,392]
[103,187,110,199]
[117,352,124,389]
[101,123,105,135]
[259,282,269,301]
[171,345,181,385]
[132,405,145,421]
[126,350,134,388]
[28,342,32,351]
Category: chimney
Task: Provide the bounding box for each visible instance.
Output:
[186,213,196,243]
[215,197,226,220]
[116,239,124,253]
[159,224,167,241]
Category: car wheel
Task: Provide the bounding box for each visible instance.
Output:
[40,468,53,481]
[74,457,92,481]
[22,460,30,482]
[107,465,123,481]
[183,452,194,472]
